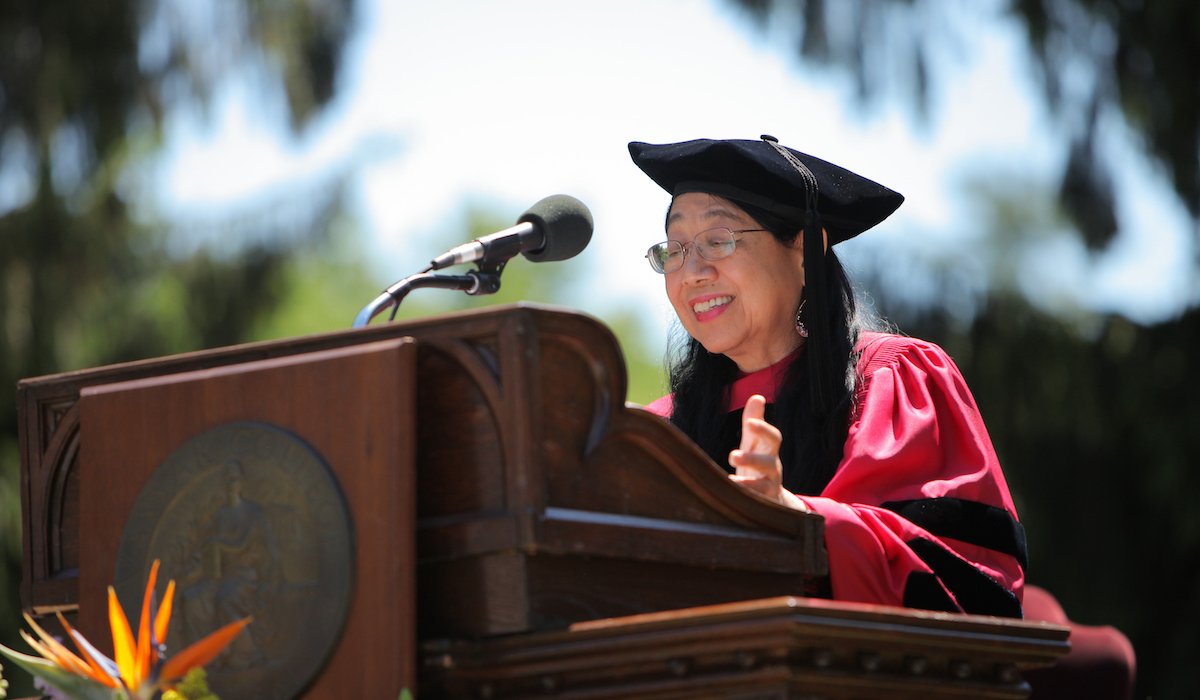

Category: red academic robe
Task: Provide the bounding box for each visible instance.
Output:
[645,333,1026,617]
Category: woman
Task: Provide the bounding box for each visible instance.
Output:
[630,136,1026,618]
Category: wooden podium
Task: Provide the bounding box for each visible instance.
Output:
[18,304,1068,699]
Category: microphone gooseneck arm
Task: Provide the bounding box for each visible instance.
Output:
[351,270,490,328]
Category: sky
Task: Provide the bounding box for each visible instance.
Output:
[151,0,1197,344]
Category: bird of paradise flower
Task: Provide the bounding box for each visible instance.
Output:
[0,560,250,700]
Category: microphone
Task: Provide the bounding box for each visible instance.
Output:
[428,194,593,271]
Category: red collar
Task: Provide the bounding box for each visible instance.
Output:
[725,347,802,412]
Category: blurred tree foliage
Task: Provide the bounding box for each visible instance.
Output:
[726,0,1200,252]
[0,0,355,695]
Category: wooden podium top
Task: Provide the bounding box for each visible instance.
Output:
[421,595,1070,700]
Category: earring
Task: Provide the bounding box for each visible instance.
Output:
[795,300,808,338]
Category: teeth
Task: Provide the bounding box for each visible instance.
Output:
[693,295,733,314]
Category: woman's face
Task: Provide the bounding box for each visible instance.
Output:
[665,192,806,372]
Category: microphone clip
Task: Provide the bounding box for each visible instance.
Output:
[464,259,506,296]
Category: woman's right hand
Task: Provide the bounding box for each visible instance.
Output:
[729,395,809,512]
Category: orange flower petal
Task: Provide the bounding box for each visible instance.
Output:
[57,612,120,688]
[21,614,62,654]
[19,616,90,677]
[158,617,251,685]
[43,639,113,687]
[18,626,113,688]
[155,579,176,644]
[108,586,138,688]
[19,630,60,665]
[41,640,95,680]
[135,561,160,682]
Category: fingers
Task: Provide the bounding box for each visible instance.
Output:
[729,449,777,478]
[743,393,766,423]
[739,395,782,456]
[729,448,781,498]
[729,452,809,512]
[729,474,772,496]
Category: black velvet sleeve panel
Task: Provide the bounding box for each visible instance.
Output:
[902,571,960,614]
[906,538,1024,618]
[881,497,1028,570]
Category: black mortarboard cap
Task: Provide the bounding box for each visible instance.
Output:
[628,136,903,244]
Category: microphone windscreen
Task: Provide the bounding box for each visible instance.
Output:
[518,194,594,263]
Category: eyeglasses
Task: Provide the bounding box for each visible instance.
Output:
[645,228,767,274]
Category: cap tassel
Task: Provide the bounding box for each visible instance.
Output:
[762,137,836,418]
[803,210,834,417]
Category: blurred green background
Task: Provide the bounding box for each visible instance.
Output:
[2,1,1199,698]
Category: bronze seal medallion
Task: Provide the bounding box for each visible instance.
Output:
[115,422,354,700]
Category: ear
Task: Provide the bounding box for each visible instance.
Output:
[787,228,829,254]
[790,228,828,285]
[788,228,830,250]
[785,231,807,279]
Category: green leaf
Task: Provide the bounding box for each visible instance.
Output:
[0,645,118,700]
[167,667,218,700]
[399,689,413,700]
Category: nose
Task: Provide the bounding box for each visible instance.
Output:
[679,241,715,283]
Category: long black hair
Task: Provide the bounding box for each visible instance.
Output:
[666,198,873,495]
